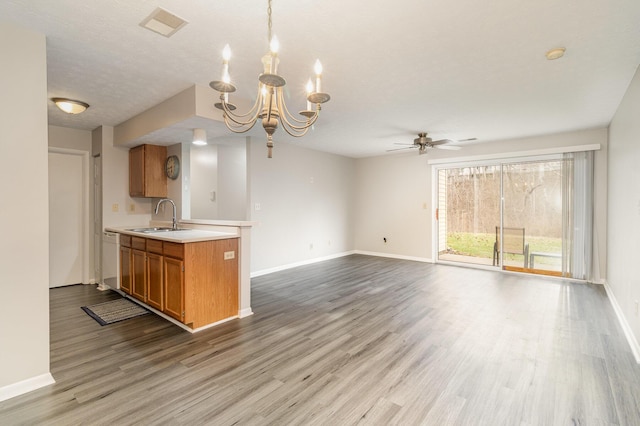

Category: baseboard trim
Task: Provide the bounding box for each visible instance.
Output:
[251,251,356,278]
[354,250,433,263]
[604,280,640,364]
[238,308,254,318]
[0,373,55,402]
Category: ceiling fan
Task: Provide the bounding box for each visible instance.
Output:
[387,132,476,155]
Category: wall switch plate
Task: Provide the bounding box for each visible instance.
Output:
[224,251,235,260]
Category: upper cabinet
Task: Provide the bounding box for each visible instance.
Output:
[129,144,167,198]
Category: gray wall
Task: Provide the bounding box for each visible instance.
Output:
[249,139,356,273]
[608,65,640,349]
[0,22,50,395]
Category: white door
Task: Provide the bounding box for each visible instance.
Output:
[49,151,85,287]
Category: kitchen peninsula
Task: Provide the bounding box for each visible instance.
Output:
[106,223,251,332]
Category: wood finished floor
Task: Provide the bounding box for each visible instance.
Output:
[2,254,640,425]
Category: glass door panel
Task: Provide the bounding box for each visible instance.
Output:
[501,160,564,275]
[437,165,501,266]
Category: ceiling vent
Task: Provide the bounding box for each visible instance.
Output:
[140,7,188,38]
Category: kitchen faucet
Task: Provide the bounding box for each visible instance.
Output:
[155,198,177,230]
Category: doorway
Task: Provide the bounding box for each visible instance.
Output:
[48,148,90,287]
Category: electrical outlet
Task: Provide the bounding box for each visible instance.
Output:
[112,203,119,212]
[224,251,235,260]
[309,243,314,250]
[255,203,261,211]
[129,203,135,212]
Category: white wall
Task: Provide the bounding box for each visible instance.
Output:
[190,144,219,219]
[218,144,247,220]
[95,126,152,228]
[249,139,356,273]
[608,65,640,348]
[354,128,608,273]
[355,154,432,260]
[0,22,52,398]
[49,125,91,151]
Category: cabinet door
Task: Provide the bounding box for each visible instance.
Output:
[120,246,132,295]
[146,252,163,311]
[129,145,145,197]
[131,249,146,301]
[164,257,184,322]
[143,145,167,197]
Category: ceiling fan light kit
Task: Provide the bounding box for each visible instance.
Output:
[209,0,330,158]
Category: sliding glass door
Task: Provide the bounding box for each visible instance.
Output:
[436,154,592,278]
[437,165,500,266]
[502,160,564,275]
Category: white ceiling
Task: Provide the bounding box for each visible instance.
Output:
[3,0,640,158]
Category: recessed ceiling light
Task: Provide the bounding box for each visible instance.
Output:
[51,98,89,114]
[546,47,566,60]
[140,7,188,38]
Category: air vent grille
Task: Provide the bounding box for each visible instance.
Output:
[140,7,188,38]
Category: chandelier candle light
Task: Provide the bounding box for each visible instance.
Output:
[209,0,330,158]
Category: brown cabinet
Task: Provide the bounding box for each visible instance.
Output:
[163,256,184,321]
[146,239,164,311]
[129,144,167,198]
[117,234,239,329]
[120,246,132,295]
[131,249,146,301]
[119,235,132,295]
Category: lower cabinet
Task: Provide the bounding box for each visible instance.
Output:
[120,246,132,295]
[163,256,184,321]
[131,249,146,301]
[146,252,164,311]
[118,234,239,329]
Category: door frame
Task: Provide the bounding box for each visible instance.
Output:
[48,147,90,285]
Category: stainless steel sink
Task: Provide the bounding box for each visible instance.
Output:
[126,227,188,233]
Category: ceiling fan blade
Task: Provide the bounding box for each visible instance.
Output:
[393,143,415,146]
[387,146,416,152]
[430,139,454,146]
[434,145,462,150]
[455,138,477,142]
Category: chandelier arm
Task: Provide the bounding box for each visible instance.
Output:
[276,90,320,131]
[222,114,259,133]
[279,105,320,132]
[219,97,262,127]
[219,88,263,122]
[280,123,311,138]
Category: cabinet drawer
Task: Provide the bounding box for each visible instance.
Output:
[120,235,132,247]
[147,238,163,254]
[132,236,146,251]
[163,241,184,259]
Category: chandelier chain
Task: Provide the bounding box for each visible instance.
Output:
[267,0,273,45]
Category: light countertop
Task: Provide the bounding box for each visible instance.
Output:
[105,226,238,243]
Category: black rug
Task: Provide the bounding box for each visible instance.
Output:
[81,298,149,326]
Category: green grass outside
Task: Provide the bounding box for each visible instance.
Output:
[445,232,562,265]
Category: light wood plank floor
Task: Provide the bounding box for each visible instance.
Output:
[2,254,640,425]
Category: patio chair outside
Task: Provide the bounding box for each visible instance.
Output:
[493,226,530,268]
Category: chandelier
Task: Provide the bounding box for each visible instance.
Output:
[209,0,330,158]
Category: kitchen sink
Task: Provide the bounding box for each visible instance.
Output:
[126,227,189,233]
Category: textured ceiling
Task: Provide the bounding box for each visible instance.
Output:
[2,0,640,158]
